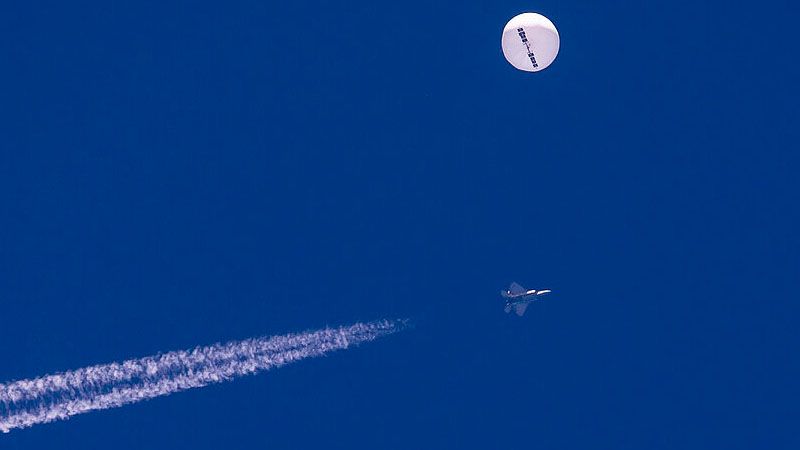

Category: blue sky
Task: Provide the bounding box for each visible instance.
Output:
[1,0,798,448]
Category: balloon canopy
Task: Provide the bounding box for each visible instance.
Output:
[501,13,560,72]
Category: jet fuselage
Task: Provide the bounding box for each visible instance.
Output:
[501,285,551,316]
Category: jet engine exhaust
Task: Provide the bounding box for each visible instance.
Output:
[0,319,406,433]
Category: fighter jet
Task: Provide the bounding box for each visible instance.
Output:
[502,282,551,316]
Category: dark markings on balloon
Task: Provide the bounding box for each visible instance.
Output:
[517,27,538,68]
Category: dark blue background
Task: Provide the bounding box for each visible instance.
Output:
[1,0,797,448]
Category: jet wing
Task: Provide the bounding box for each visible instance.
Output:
[514,302,529,316]
[508,282,527,295]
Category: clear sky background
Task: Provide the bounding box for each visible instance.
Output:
[1,0,798,448]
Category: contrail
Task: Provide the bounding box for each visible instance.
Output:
[0,319,405,433]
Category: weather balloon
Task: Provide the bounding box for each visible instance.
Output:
[501,13,560,72]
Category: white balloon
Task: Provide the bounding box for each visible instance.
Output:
[501,13,560,72]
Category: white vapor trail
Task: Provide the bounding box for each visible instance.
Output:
[0,319,405,433]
